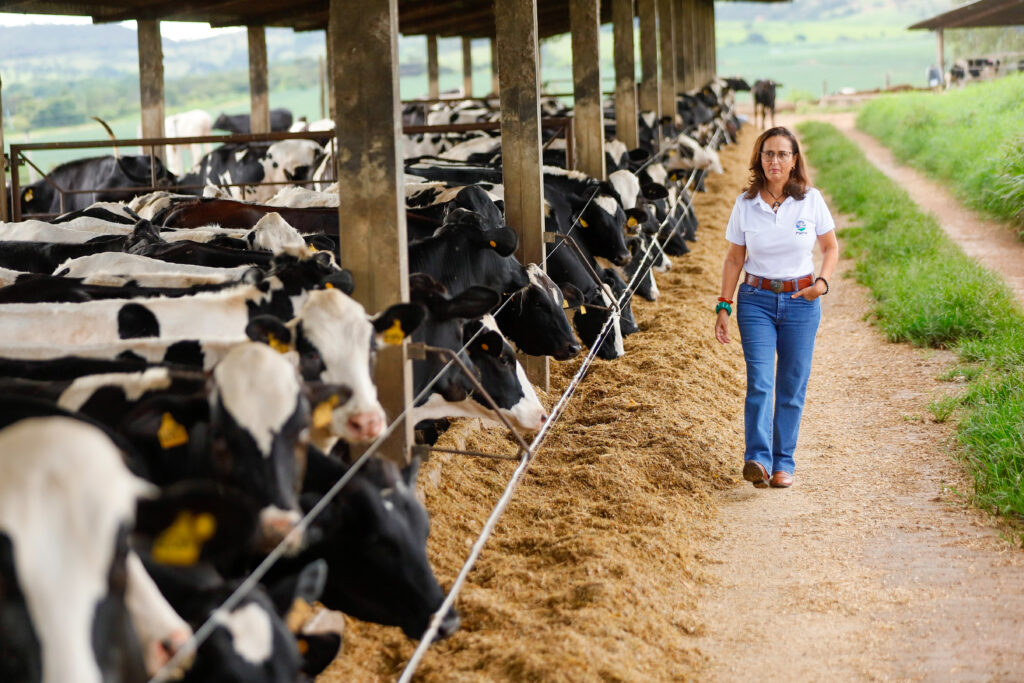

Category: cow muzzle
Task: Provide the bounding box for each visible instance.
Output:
[258,507,303,554]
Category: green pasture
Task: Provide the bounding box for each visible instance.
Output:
[857,74,1024,235]
[799,120,1024,526]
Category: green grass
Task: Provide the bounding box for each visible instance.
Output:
[798,120,1024,523]
[857,74,1024,236]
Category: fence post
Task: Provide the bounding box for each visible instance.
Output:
[0,72,8,223]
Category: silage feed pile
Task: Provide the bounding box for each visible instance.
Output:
[321,127,755,681]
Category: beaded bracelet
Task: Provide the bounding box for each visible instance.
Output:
[814,276,830,295]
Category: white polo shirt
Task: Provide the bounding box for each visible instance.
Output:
[725,187,835,279]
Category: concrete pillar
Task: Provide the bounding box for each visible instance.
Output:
[462,37,473,97]
[570,0,605,179]
[427,34,440,99]
[637,0,659,116]
[326,26,336,119]
[678,0,697,90]
[490,37,500,96]
[612,0,638,149]
[707,0,717,79]
[495,0,549,391]
[658,0,676,123]
[329,0,412,464]
[137,20,165,161]
[937,28,945,84]
[248,26,270,134]
[0,73,7,222]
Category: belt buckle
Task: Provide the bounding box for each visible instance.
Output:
[769,279,784,293]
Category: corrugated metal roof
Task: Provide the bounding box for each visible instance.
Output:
[909,0,1024,30]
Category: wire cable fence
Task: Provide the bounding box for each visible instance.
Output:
[149,123,726,683]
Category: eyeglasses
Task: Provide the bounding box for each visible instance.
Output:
[761,151,794,161]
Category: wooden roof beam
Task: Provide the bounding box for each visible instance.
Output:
[92,0,250,23]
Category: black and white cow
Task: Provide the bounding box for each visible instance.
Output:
[15,155,177,217]
[180,140,322,203]
[0,416,193,682]
[212,108,294,135]
[408,207,579,361]
[406,274,548,430]
[277,451,462,641]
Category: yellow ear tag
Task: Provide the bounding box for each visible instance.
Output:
[580,305,587,315]
[489,240,497,248]
[382,319,405,346]
[562,299,569,309]
[307,243,318,253]
[325,282,335,290]
[152,511,216,566]
[481,343,489,351]
[268,333,292,354]
[313,394,341,430]
[579,219,589,228]
[297,639,309,656]
[158,412,189,449]
[627,217,638,228]
[23,189,34,203]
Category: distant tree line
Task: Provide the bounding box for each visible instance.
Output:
[5,58,322,130]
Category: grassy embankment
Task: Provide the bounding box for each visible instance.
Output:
[799,121,1024,524]
[857,74,1024,236]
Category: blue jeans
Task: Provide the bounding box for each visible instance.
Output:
[736,282,821,476]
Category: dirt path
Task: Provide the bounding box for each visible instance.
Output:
[691,117,1024,681]
[780,110,1024,306]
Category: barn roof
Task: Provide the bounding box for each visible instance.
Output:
[908,0,1024,30]
[0,0,788,37]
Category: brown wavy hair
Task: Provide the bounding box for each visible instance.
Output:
[743,126,810,201]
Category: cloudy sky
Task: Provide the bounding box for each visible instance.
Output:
[0,12,243,41]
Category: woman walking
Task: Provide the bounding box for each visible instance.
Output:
[715,126,839,489]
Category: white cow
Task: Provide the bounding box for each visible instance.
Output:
[164,109,214,176]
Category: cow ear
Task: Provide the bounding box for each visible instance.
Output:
[469,330,504,357]
[126,219,164,252]
[322,269,354,294]
[246,315,294,353]
[624,208,648,230]
[441,285,499,320]
[627,148,651,164]
[402,453,422,488]
[559,282,584,310]
[305,383,354,431]
[241,267,265,286]
[641,182,669,201]
[372,303,427,344]
[133,481,261,569]
[470,226,517,257]
[306,235,336,253]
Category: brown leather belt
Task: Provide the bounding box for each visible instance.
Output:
[745,273,814,293]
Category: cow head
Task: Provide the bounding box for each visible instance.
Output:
[408,272,499,406]
[461,317,548,431]
[0,417,156,683]
[494,264,581,361]
[574,195,631,266]
[254,289,424,447]
[300,452,460,641]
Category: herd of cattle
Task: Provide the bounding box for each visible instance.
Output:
[0,77,745,681]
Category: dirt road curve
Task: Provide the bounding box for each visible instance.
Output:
[785,111,1024,306]
[692,116,1024,681]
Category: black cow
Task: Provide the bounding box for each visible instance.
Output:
[408,207,579,361]
[15,155,178,218]
[276,451,462,641]
[753,79,781,129]
[212,108,294,134]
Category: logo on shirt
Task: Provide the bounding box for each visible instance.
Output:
[795,219,809,235]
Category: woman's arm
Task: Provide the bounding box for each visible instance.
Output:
[793,229,839,300]
[715,242,746,344]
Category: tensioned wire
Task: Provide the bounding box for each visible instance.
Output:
[150,124,718,682]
